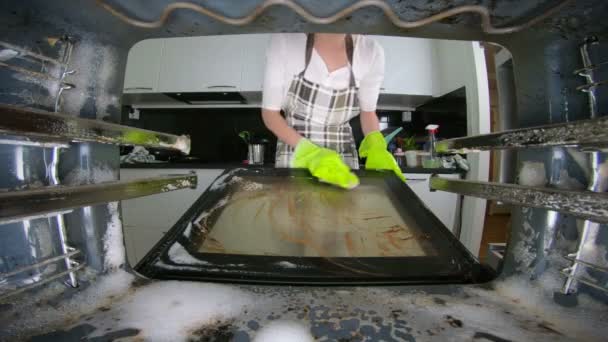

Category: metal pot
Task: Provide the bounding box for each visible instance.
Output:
[247,144,265,165]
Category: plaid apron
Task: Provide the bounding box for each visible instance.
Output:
[275,34,360,169]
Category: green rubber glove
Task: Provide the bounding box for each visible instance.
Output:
[293,139,360,189]
[359,131,406,182]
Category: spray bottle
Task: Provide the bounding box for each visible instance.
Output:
[424,124,440,168]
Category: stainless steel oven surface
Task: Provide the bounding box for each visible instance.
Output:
[136,168,489,284]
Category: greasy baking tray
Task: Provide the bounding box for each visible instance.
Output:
[137,168,491,285]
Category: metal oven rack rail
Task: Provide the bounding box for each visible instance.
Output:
[431,37,608,295]
[0,104,196,301]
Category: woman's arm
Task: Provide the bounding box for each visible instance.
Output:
[261,35,303,147]
[358,37,385,135]
[261,109,303,148]
[360,110,380,135]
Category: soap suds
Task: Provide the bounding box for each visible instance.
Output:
[553,169,585,190]
[63,165,117,185]
[4,270,135,339]
[518,161,547,187]
[103,281,253,341]
[103,202,125,271]
[193,197,230,224]
[10,70,60,108]
[209,169,246,191]
[163,184,177,191]
[61,37,120,118]
[242,181,264,191]
[511,220,538,272]
[183,222,193,238]
[168,242,212,266]
[253,321,313,342]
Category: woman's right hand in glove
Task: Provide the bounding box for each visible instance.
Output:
[292,139,359,190]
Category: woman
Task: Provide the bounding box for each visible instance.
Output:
[262,33,404,189]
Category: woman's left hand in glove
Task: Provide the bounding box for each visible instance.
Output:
[359,131,406,182]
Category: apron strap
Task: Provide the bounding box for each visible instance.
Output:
[302,34,357,87]
[345,34,356,87]
[304,33,315,71]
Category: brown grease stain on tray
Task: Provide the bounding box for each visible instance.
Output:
[194,176,436,257]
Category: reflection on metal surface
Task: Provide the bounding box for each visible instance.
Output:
[574,59,608,75]
[0,210,73,226]
[0,40,66,67]
[0,174,197,224]
[0,104,191,154]
[436,116,608,153]
[562,37,606,295]
[54,36,76,113]
[0,135,70,148]
[49,147,78,288]
[0,262,86,302]
[96,0,572,34]
[429,176,608,223]
[0,249,80,279]
[560,269,608,294]
[196,177,434,257]
[564,255,608,273]
[0,61,60,82]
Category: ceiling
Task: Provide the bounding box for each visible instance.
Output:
[2,0,608,49]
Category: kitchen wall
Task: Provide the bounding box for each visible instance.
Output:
[434,40,491,256]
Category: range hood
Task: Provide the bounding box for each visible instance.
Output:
[164,92,247,105]
[122,91,263,108]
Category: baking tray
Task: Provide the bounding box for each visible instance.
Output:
[136,168,492,285]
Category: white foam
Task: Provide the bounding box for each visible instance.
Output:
[103,202,125,271]
[242,181,263,191]
[63,165,117,185]
[518,161,546,187]
[61,37,120,119]
[553,169,584,190]
[168,242,211,266]
[253,321,314,342]
[183,222,193,238]
[209,169,245,191]
[193,197,229,223]
[112,281,253,341]
[5,270,135,337]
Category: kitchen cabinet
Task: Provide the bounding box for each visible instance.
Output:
[123,34,440,108]
[239,34,271,92]
[120,168,224,265]
[372,36,436,96]
[158,36,243,93]
[403,173,461,234]
[123,39,164,93]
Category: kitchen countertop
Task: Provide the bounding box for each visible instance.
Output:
[120,162,465,174]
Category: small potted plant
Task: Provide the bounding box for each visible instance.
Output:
[397,136,418,167]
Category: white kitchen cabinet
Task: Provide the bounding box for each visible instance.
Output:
[403,173,461,234]
[123,39,164,93]
[120,168,224,265]
[158,36,243,93]
[124,34,440,102]
[240,34,271,92]
[372,36,436,96]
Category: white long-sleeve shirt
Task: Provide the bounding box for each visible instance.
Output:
[262,33,385,112]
